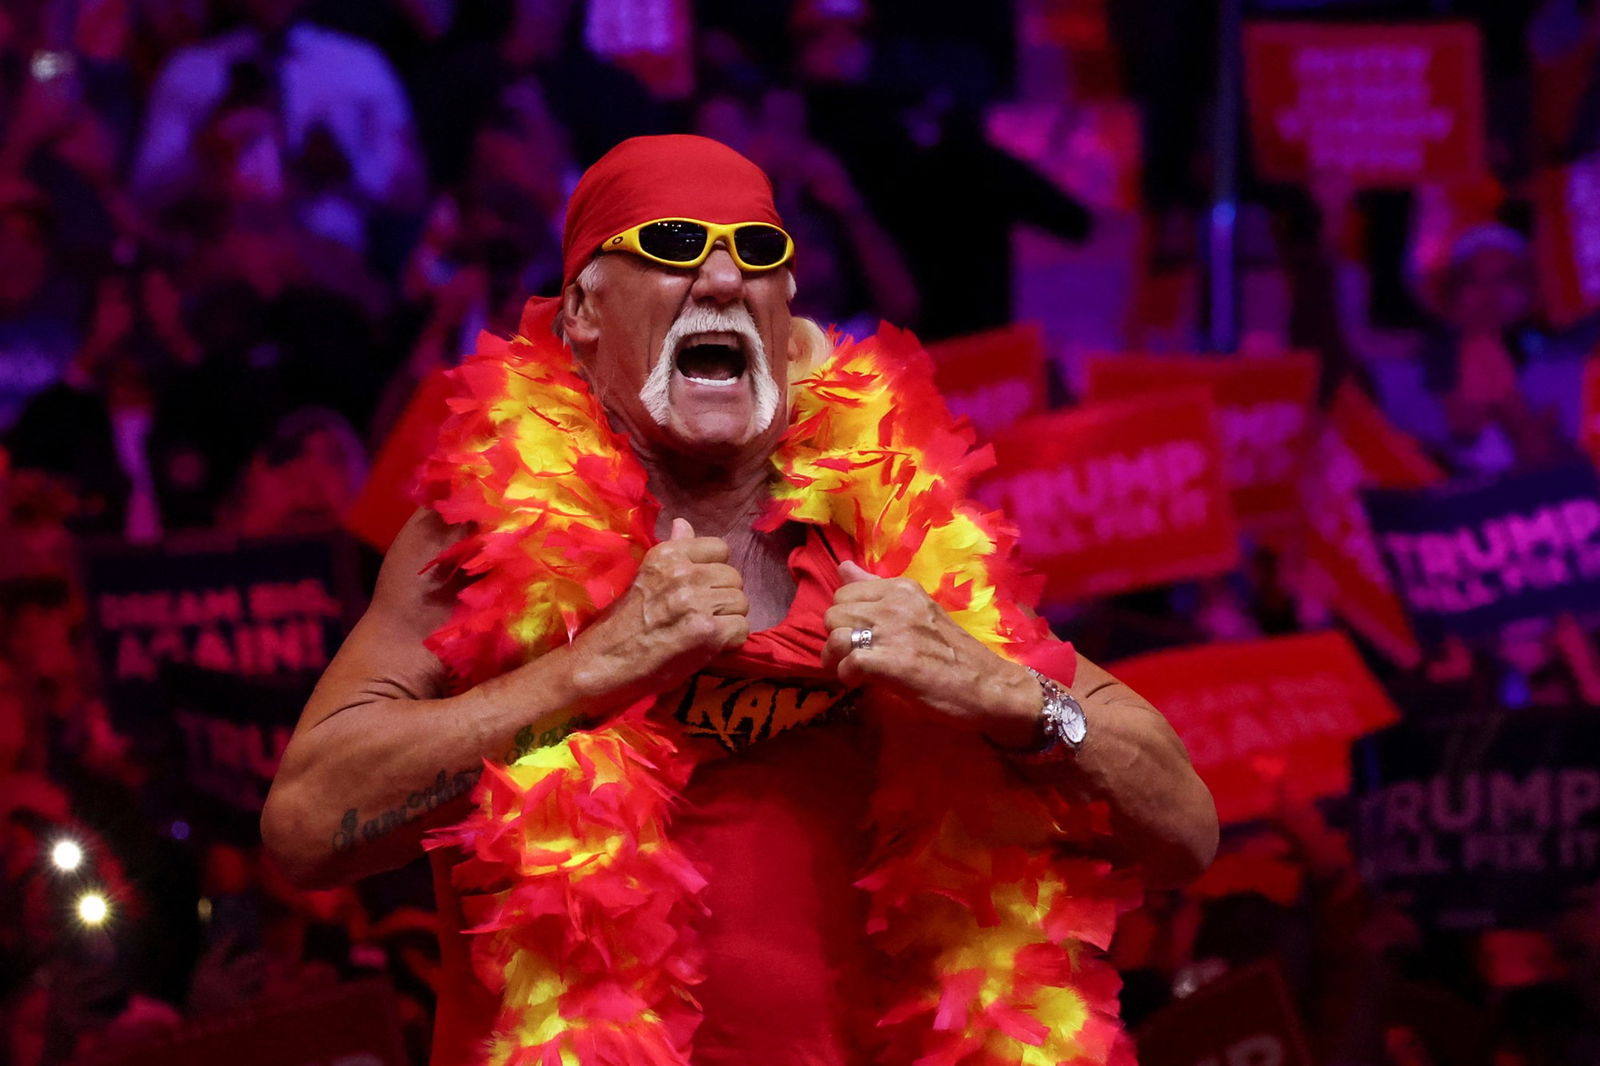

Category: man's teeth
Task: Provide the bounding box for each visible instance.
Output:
[674,335,747,385]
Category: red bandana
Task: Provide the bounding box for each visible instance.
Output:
[561,134,782,287]
[521,134,783,336]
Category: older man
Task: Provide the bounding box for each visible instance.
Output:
[263,135,1215,1066]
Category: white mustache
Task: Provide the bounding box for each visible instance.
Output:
[640,304,779,437]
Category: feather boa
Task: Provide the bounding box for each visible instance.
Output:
[420,309,1140,1066]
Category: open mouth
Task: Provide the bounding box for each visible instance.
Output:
[674,331,747,388]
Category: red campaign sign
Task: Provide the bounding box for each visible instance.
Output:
[344,367,454,552]
[86,980,407,1066]
[1109,630,1401,826]
[927,323,1050,439]
[974,388,1239,605]
[1244,21,1487,187]
[1535,158,1600,327]
[1138,961,1314,1066]
[1291,384,1443,668]
[1324,381,1442,488]
[1084,352,1319,539]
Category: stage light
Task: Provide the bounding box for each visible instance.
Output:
[51,839,83,872]
[77,892,110,926]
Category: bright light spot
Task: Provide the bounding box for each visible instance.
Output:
[77,892,110,926]
[51,840,83,872]
[197,897,212,922]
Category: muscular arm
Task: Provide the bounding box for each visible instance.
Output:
[993,653,1219,890]
[823,567,1217,890]
[261,509,589,887]
[262,511,750,888]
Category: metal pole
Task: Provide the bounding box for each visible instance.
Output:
[1207,0,1244,354]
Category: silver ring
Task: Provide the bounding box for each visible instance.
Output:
[850,627,873,651]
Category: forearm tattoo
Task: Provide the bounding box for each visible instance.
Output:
[329,717,579,855]
[331,766,481,854]
[504,716,578,763]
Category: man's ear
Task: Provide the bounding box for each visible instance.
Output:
[562,277,600,346]
[787,316,828,381]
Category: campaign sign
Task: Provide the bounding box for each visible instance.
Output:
[1354,710,1600,929]
[1084,352,1318,538]
[1534,157,1600,327]
[1292,384,1442,667]
[974,389,1239,604]
[927,323,1050,439]
[83,979,407,1066]
[160,663,308,822]
[81,534,360,822]
[1109,631,1400,826]
[1364,462,1600,643]
[1138,960,1313,1066]
[1244,21,1487,187]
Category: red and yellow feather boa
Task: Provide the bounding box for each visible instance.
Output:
[419,309,1140,1066]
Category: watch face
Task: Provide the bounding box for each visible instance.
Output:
[1062,704,1088,746]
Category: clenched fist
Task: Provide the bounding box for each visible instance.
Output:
[569,518,749,708]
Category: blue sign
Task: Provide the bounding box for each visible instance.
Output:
[1354,710,1600,930]
[1364,463,1600,643]
[79,533,361,839]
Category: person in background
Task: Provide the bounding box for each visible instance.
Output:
[407,0,668,190]
[795,1,1092,339]
[693,86,919,334]
[225,406,368,537]
[1370,224,1592,478]
[131,0,425,217]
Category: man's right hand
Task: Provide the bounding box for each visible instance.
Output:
[568,517,749,708]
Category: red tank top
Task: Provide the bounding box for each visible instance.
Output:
[428,525,875,1066]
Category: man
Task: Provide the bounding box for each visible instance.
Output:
[262,135,1216,1066]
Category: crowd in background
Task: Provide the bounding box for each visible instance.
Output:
[5,1,1600,1064]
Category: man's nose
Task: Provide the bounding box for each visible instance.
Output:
[690,242,744,304]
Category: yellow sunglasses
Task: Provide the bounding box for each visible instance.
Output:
[601,217,795,271]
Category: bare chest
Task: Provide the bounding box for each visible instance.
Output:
[728,524,803,633]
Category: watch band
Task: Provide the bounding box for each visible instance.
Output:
[1011,668,1087,762]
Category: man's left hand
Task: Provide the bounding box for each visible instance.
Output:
[822,561,1041,743]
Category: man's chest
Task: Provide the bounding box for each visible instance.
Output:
[729,525,806,633]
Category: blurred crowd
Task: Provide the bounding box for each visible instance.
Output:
[5,1,1600,1065]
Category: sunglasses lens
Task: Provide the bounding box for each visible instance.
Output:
[733,225,790,267]
[636,220,709,263]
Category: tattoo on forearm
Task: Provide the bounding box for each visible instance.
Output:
[505,717,578,763]
[330,766,482,854]
[329,719,580,855]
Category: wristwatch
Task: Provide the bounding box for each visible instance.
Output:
[1013,668,1087,762]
